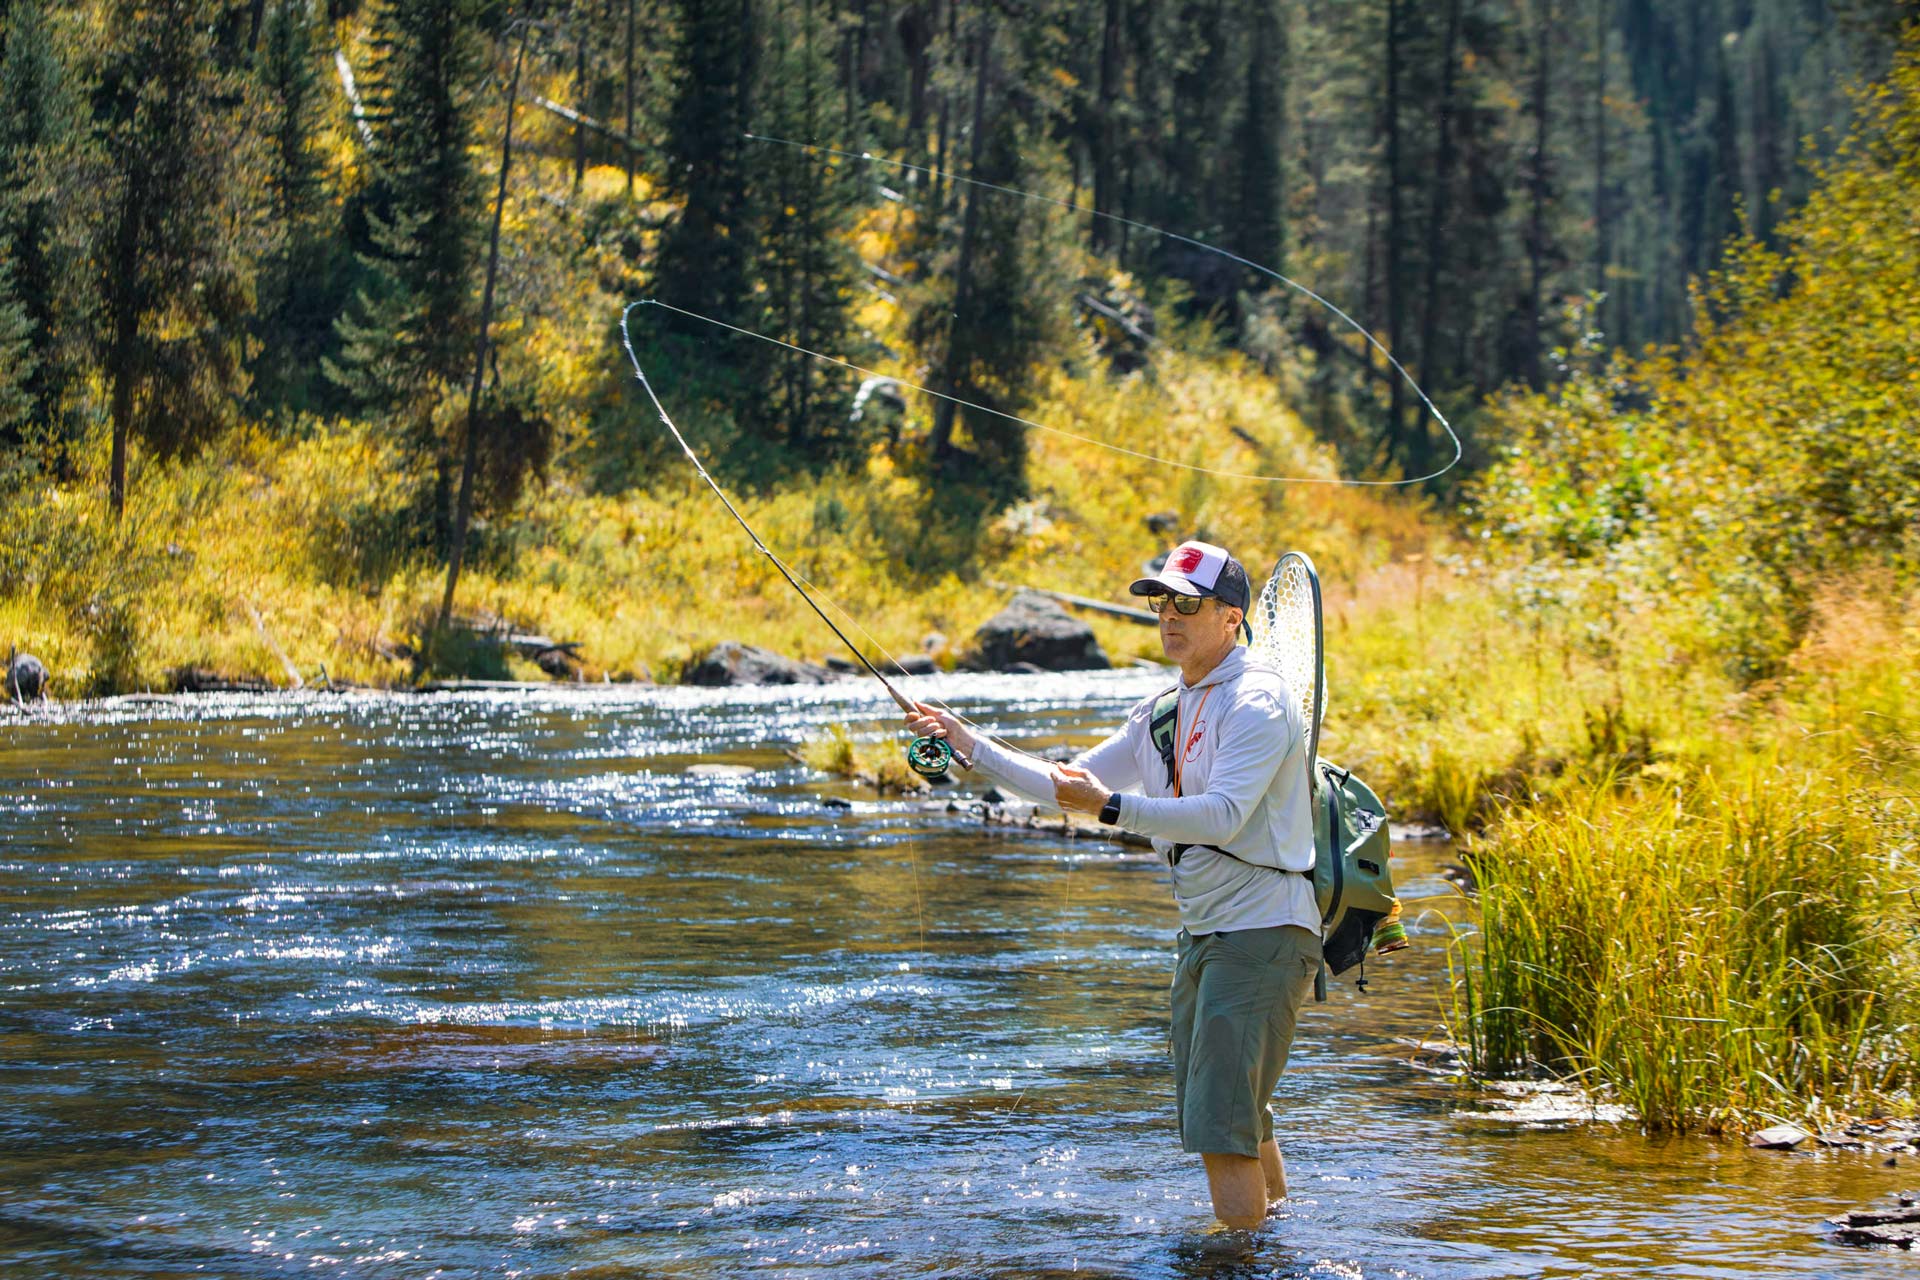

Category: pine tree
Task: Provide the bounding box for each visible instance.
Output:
[1231,0,1286,275]
[326,0,484,434]
[0,1,82,462]
[752,0,864,458]
[653,0,754,324]
[250,0,335,416]
[911,9,1074,500]
[0,256,36,467]
[634,0,764,470]
[92,0,261,516]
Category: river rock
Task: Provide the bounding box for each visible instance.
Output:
[1830,1198,1920,1249]
[683,641,835,687]
[968,590,1109,673]
[1749,1123,1811,1150]
[6,651,48,701]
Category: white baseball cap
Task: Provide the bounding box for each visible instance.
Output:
[1128,540,1251,609]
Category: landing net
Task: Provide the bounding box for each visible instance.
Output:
[1251,551,1326,768]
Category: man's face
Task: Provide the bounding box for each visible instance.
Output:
[1157,594,1241,665]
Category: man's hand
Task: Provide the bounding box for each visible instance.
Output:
[1054,764,1112,816]
[904,701,976,759]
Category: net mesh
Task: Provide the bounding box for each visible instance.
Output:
[1251,553,1325,752]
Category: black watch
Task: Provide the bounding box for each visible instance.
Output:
[1097,794,1122,826]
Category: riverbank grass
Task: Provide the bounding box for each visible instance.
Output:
[1446,589,1920,1132]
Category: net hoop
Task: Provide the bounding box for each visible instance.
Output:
[1251,550,1326,770]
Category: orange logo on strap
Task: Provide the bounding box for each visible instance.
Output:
[1171,685,1216,797]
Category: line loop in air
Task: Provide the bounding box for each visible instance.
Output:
[738,131,1462,488]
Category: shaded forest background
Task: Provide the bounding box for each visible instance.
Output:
[0,0,1915,686]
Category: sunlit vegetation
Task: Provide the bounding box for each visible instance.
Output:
[1431,39,1920,1130]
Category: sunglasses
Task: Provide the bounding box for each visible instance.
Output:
[1146,593,1208,615]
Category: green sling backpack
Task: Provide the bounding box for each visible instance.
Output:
[1148,682,1404,996]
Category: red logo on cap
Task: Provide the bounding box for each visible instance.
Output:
[1171,546,1205,575]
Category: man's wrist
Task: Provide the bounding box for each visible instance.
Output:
[1097,792,1122,825]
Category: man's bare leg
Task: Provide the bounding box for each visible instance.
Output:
[1201,1153,1269,1230]
[1259,1138,1286,1201]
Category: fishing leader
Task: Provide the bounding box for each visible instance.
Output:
[905,539,1320,1232]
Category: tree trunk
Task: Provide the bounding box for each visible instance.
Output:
[438,28,527,641]
[1384,0,1406,456]
[624,0,636,196]
[845,0,865,131]
[927,11,991,461]
[1525,0,1553,390]
[573,22,588,193]
[1416,0,1463,474]
[105,183,141,520]
[793,0,818,449]
[1091,0,1121,248]
[1592,0,1609,323]
[1234,0,1283,273]
[902,1,932,138]
[931,0,957,219]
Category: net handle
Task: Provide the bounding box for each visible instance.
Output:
[1269,550,1325,770]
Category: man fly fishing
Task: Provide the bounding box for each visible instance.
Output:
[905,540,1320,1232]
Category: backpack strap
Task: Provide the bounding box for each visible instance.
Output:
[1154,684,1233,870]
[1152,680,1315,885]
[1148,685,1180,787]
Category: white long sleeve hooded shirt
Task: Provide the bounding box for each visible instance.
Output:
[968,646,1320,937]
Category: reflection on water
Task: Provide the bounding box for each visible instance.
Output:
[0,675,1908,1277]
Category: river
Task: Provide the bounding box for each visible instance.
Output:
[0,671,1908,1277]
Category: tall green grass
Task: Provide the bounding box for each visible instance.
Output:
[1450,766,1918,1132]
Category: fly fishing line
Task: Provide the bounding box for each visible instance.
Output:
[621,136,1464,772]
[618,302,961,778]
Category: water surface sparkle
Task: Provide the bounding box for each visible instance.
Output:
[1,675,1906,1277]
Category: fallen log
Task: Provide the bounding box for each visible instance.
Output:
[531,96,645,155]
[169,667,272,694]
[417,679,551,693]
[985,582,1157,625]
[243,598,304,689]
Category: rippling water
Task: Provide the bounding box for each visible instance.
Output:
[1,673,1908,1278]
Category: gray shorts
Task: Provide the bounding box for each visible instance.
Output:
[1170,924,1321,1158]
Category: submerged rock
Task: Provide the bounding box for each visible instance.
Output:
[968,590,1109,672]
[683,641,836,687]
[685,763,754,779]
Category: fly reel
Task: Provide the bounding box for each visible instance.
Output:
[906,735,953,779]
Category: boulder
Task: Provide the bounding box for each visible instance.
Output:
[5,651,48,702]
[683,641,836,687]
[968,590,1110,673]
